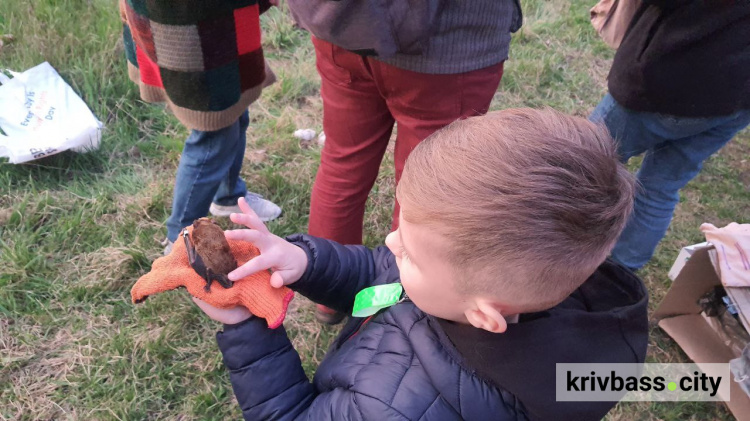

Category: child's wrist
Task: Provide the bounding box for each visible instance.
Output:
[223,314,256,330]
[283,234,317,287]
[290,243,309,284]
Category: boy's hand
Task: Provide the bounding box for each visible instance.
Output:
[192,297,253,325]
[226,197,308,288]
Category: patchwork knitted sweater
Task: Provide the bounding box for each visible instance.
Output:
[120,0,275,131]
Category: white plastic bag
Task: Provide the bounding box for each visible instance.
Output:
[0,62,103,163]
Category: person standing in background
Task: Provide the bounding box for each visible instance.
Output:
[286,0,523,324]
[120,0,282,256]
[590,0,750,271]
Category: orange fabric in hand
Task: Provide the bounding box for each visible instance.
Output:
[131,226,294,328]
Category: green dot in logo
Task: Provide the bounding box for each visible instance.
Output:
[668,382,677,391]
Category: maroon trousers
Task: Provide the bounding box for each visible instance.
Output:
[308,37,504,245]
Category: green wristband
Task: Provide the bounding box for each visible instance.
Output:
[351,283,404,318]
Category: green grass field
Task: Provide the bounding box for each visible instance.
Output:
[1,0,748,419]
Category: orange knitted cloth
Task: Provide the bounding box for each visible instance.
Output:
[131,226,293,328]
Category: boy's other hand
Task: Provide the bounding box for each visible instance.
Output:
[192,297,253,325]
[226,197,308,288]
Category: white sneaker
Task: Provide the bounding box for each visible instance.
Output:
[209,192,282,222]
[161,238,174,256]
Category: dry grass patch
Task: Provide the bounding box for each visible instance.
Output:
[2,327,86,420]
[68,247,135,291]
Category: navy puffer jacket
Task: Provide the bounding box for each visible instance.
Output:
[216,235,648,420]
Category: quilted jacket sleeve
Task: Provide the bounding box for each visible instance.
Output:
[285,234,397,314]
[217,316,409,421]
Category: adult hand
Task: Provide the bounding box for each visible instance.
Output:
[226,197,308,288]
[192,297,253,325]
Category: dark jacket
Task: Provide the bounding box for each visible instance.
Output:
[608,0,750,117]
[216,235,649,420]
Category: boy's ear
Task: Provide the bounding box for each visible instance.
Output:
[465,300,509,333]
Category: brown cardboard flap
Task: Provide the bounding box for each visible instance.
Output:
[659,315,738,363]
[653,247,721,320]
[659,315,750,421]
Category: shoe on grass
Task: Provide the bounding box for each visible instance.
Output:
[161,237,174,256]
[210,192,282,222]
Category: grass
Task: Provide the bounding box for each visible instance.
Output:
[0,0,747,419]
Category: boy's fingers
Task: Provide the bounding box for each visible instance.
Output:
[269,271,286,289]
[225,229,268,248]
[228,254,274,281]
[192,297,253,324]
[230,208,269,234]
[236,198,270,232]
[192,296,217,315]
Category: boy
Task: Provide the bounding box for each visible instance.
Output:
[193,108,649,420]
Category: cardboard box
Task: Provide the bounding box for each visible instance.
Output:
[667,242,711,281]
[726,287,750,336]
[655,244,750,420]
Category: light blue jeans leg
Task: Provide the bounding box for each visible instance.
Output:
[590,94,750,270]
[213,111,250,206]
[165,111,250,242]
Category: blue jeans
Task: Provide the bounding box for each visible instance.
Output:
[165,111,250,241]
[590,94,750,270]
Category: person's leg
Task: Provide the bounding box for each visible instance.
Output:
[308,38,396,324]
[213,110,250,205]
[591,94,696,269]
[375,61,505,229]
[590,93,655,162]
[166,117,247,243]
[594,98,750,270]
[308,37,396,245]
[207,111,282,221]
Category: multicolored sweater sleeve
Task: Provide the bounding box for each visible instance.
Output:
[120,0,275,131]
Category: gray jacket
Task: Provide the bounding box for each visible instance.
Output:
[288,0,522,74]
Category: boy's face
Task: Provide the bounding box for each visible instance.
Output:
[385,214,472,323]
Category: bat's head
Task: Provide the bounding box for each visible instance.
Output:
[191,217,226,249]
[193,217,219,230]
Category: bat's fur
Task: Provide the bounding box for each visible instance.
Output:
[192,218,238,280]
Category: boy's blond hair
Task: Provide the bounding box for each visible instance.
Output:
[397,108,636,311]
